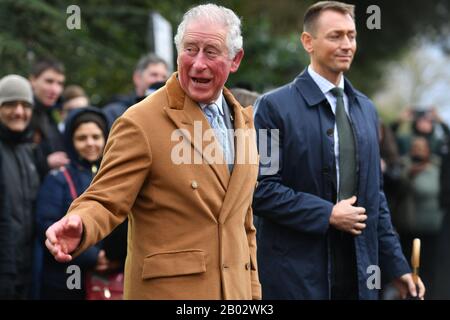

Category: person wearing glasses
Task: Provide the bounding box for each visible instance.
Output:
[0,75,40,299]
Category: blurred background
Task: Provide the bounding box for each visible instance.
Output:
[1,0,449,121]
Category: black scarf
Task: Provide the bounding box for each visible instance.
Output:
[0,122,33,145]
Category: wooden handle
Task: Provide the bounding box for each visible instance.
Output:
[411,238,421,285]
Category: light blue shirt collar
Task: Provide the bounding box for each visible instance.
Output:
[307,65,344,95]
[199,91,224,115]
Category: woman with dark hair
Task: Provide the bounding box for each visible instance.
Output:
[34,107,109,299]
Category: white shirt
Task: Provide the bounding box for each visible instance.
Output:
[307,65,350,200]
[199,91,224,115]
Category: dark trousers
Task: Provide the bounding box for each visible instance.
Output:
[41,285,86,300]
[431,209,450,299]
[329,228,359,300]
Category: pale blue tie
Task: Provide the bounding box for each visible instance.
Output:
[204,103,232,166]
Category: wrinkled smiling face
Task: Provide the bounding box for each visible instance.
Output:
[177,21,243,104]
[0,101,33,132]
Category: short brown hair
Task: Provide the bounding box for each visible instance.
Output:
[30,58,65,77]
[62,85,87,102]
[303,1,355,35]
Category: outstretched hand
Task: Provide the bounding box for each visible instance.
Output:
[45,215,83,263]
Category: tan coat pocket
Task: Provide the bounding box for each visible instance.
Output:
[142,249,206,280]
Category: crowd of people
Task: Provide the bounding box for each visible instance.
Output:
[0,53,170,299]
[1,1,449,300]
[380,108,450,299]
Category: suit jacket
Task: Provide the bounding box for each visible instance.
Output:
[253,70,410,300]
[67,73,261,299]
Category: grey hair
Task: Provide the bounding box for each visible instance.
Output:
[174,4,243,58]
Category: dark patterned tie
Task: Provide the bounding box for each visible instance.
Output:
[331,87,356,200]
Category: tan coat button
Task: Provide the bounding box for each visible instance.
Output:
[191,180,198,189]
[245,262,251,270]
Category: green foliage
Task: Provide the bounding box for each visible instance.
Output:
[1,0,448,105]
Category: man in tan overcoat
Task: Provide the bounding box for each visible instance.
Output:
[45,3,261,300]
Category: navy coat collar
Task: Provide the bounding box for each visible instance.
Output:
[294,68,360,107]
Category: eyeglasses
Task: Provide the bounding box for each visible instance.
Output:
[1,101,33,110]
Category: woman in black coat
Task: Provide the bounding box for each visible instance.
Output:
[33,107,109,299]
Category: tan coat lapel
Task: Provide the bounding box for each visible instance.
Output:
[163,73,230,190]
[218,88,258,223]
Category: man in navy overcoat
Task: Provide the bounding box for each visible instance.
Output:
[253,1,425,300]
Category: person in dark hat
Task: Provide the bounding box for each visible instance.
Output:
[0,74,40,299]
[33,107,111,299]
